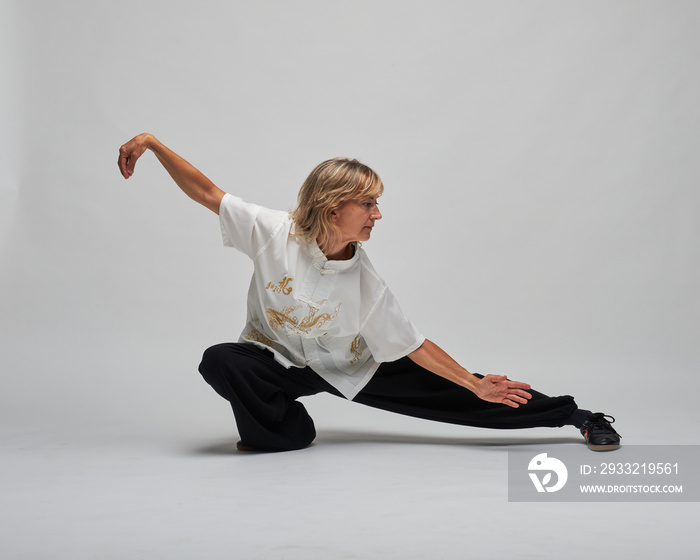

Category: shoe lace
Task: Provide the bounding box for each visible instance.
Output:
[587,413,620,436]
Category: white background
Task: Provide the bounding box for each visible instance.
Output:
[2,1,699,558]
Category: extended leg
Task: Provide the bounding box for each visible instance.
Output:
[352,357,579,430]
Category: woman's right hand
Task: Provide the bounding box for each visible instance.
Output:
[117,133,225,214]
[118,133,153,179]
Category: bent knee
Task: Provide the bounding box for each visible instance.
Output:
[198,343,232,378]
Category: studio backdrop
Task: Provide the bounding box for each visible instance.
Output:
[1,0,698,437]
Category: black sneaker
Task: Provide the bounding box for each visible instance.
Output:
[580,413,621,451]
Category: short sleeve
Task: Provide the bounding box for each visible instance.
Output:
[361,286,425,363]
[218,193,288,259]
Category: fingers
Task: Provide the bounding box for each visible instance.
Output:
[117,134,149,179]
[511,388,532,400]
[496,391,530,408]
[474,375,534,407]
[502,399,521,408]
[486,376,532,394]
[484,374,530,390]
[503,389,532,407]
[508,380,531,390]
[118,143,136,179]
[504,386,531,406]
[478,375,532,407]
[118,148,131,179]
[508,393,530,405]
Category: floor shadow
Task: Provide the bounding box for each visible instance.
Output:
[189,429,582,455]
[191,439,241,455]
[313,428,582,449]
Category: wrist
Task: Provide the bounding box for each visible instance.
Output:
[460,369,479,393]
[140,133,157,151]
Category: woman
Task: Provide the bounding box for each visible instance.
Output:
[118,133,621,452]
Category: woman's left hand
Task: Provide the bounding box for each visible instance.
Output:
[408,339,532,408]
[474,374,532,408]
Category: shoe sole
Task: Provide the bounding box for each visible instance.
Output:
[588,443,621,452]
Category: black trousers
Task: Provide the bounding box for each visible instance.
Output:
[198,343,579,452]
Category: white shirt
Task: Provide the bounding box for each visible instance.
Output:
[218,193,425,400]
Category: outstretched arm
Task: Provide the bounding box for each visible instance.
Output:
[408,339,532,408]
[118,133,225,214]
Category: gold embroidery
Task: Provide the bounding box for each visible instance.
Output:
[266,276,294,295]
[266,300,342,334]
[245,328,274,346]
[349,335,362,364]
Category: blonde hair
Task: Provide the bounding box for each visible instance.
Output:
[291,157,384,251]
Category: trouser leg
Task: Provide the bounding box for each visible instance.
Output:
[353,357,578,429]
[198,343,338,452]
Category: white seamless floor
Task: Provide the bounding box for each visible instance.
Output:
[2,405,698,560]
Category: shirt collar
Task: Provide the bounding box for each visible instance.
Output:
[307,240,361,271]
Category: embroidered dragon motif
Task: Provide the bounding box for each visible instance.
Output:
[245,328,274,346]
[349,335,362,364]
[266,300,342,334]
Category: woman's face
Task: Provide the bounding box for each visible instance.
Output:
[331,196,382,244]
